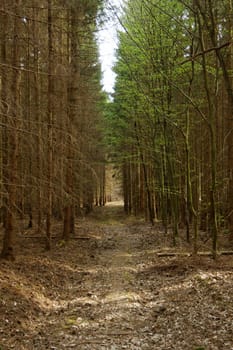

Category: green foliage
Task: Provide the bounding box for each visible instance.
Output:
[107,0,233,240]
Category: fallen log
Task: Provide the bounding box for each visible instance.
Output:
[157,251,233,257]
[157,252,190,257]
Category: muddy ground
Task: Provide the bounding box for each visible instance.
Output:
[0,202,233,349]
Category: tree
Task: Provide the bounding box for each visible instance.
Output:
[111,0,233,256]
[0,0,106,258]
[1,0,22,260]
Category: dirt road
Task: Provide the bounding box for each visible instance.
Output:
[1,202,233,349]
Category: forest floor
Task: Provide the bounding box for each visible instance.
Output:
[0,202,233,350]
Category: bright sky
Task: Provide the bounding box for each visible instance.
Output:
[98,0,123,94]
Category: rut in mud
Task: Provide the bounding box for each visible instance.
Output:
[1,202,233,349]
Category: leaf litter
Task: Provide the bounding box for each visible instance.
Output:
[0,203,233,349]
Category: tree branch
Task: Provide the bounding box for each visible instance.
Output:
[180,41,233,65]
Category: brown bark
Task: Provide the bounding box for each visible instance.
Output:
[0,0,8,229]
[1,0,21,260]
[62,6,80,239]
[46,0,53,250]
[32,2,43,234]
[63,206,72,240]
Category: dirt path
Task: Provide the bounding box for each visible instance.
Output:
[1,202,233,349]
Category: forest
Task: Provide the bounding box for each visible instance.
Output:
[0,0,233,349]
[0,0,106,260]
[110,0,233,257]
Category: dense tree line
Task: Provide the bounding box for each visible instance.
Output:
[109,0,233,257]
[2,0,233,260]
[0,0,106,260]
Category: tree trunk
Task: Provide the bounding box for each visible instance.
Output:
[1,0,21,260]
[195,3,219,258]
[32,2,43,235]
[0,0,8,229]
[46,0,53,250]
